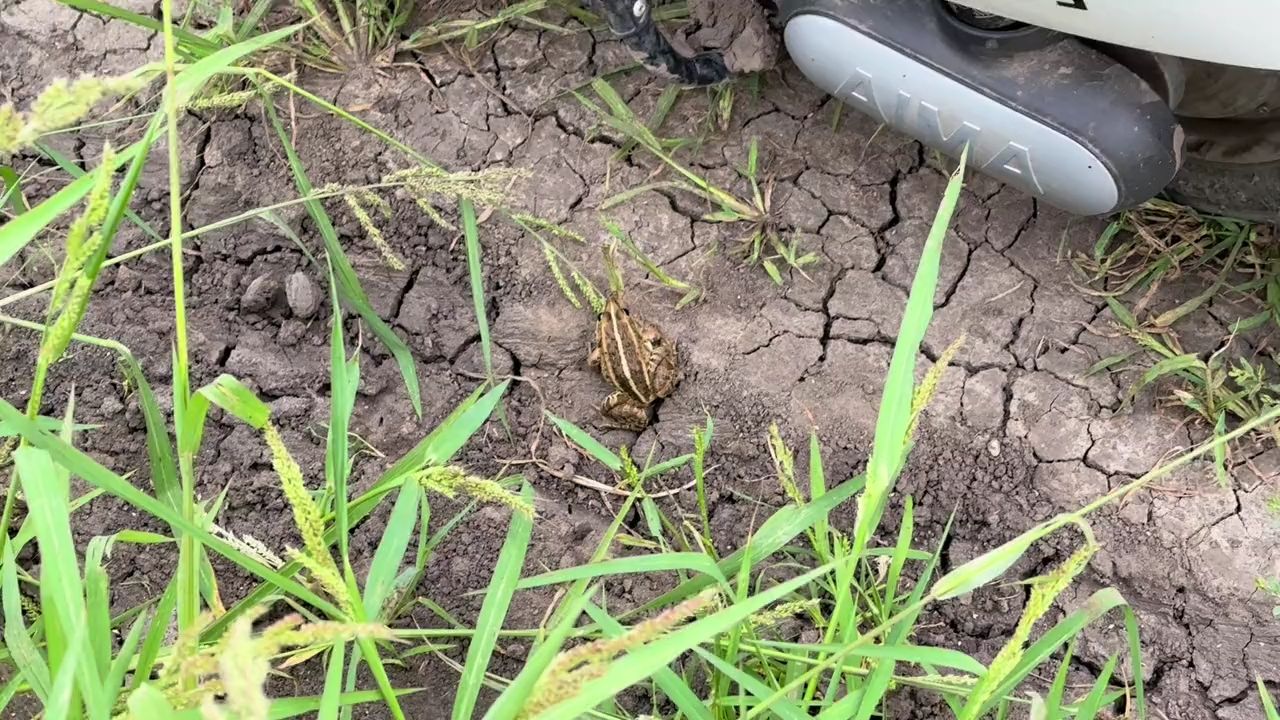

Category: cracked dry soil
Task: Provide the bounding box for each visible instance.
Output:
[3,3,1280,717]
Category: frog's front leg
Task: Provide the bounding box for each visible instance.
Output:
[601,391,651,432]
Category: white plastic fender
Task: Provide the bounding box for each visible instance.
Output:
[950,0,1280,71]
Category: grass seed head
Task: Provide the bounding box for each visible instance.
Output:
[414,466,535,518]
[2,74,144,156]
[521,591,715,718]
[908,334,965,444]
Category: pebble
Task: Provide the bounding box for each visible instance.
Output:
[241,273,279,313]
[285,271,322,320]
[986,438,1002,457]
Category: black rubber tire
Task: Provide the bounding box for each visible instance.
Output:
[1165,157,1280,225]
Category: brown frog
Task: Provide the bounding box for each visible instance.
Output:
[587,293,679,431]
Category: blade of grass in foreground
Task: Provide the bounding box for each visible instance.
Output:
[452,481,535,720]
[461,198,495,383]
[855,146,968,559]
[1260,678,1280,720]
[205,381,509,639]
[0,400,341,616]
[262,96,423,417]
[584,602,713,720]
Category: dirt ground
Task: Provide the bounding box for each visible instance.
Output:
[3,2,1280,718]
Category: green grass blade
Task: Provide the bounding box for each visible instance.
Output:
[43,620,88,720]
[84,537,114,677]
[754,640,985,674]
[0,165,27,215]
[363,482,421,618]
[453,482,535,720]
[1122,604,1147,718]
[932,532,1037,600]
[537,564,831,719]
[118,355,181,511]
[270,688,419,719]
[516,553,728,590]
[632,474,866,616]
[326,261,359,563]
[126,684,179,716]
[2,544,50,702]
[205,382,508,639]
[197,373,271,428]
[546,412,622,470]
[17,447,109,718]
[984,588,1129,706]
[103,611,148,712]
[352,636,406,720]
[857,147,967,558]
[884,496,914,612]
[130,580,177,692]
[375,382,508,485]
[694,647,809,720]
[461,198,494,382]
[1074,655,1117,720]
[318,642,346,720]
[1126,354,1204,402]
[262,99,422,417]
[1260,678,1280,720]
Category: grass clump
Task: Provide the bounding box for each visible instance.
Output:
[579,78,818,285]
[1079,201,1280,458]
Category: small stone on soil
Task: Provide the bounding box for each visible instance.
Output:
[285,271,322,320]
[241,273,280,314]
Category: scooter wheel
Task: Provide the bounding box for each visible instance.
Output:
[1164,62,1280,224]
[1166,157,1280,225]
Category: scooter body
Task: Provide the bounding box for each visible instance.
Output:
[949,0,1280,72]
[593,0,1280,221]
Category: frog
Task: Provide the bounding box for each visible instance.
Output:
[587,293,679,431]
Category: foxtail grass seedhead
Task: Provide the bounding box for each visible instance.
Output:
[541,240,582,309]
[200,617,271,720]
[749,597,821,629]
[263,422,354,615]
[768,423,803,505]
[38,143,117,368]
[339,187,404,271]
[414,466,535,518]
[520,591,715,719]
[384,165,529,224]
[907,334,965,444]
[0,74,145,156]
[134,609,391,717]
[961,539,1098,717]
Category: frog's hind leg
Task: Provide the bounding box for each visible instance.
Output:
[601,392,650,432]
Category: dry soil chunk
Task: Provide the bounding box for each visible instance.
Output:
[225,331,325,396]
[1034,461,1108,511]
[397,268,476,360]
[926,246,1033,368]
[1085,411,1191,476]
[961,368,1007,431]
[492,302,588,369]
[1008,372,1094,461]
[797,170,893,231]
[829,270,906,336]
